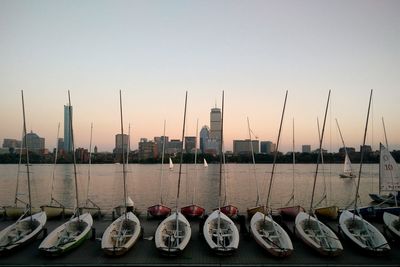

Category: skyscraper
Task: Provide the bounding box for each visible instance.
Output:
[63,105,73,153]
[114,134,129,154]
[209,107,221,140]
[199,125,209,153]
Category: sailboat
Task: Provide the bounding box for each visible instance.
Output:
[4,130,40,219]
[154,92,191,256]
[41,123,74,219]
[204,158,208,167]
[277,119,305,219]
[314,118,339,220]
[101,91,141,256]
[39,91,93,257]
[339,90,390,255]
[147,120,172,218]
[336,119,356,178]
[203,91,239,255]
[250,91,293,257]
[295,90,343,257]
[246,117,264,218]
[181,119,205,218]
[169,158,174,170]
[369,118,400,205]
[219,144,239,218]
[0,91,47,255]
[80,123,101,218]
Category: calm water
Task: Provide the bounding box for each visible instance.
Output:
[0,163,379,214]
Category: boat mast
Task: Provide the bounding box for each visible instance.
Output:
[353,89,373,217]
[85,123,93,205]
[50,122,61,204]
[175,91,188,212]
[247,117,259,207]
[14,131,23,206]
[160,120,166,204]
[119,90,128,218]
[335,119,349,158]
[68,90,80,218]
[192,119,199,205]
[291,118,295,206]
[21,90,32,218]
[309,90,330,215]
[265,90,288,213]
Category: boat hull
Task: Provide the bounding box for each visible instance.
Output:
[369,193,400,205]
[41,205,74,219]
[3,206,41,219]
[181,204,205,219]
[101,212,141,256]
[339,210,390,255]
[147,204,171,218]
[203,210,239,255]
[218,205,239,219]
[340,173,356,178]
[295,212,343,257]
[383,212,400,240]
[250,212,293,257]
[247,205,265,219]
[38,212,93,257]
[314,206,339,220]
[277,205,305,220]
[0,211,47,255]
[155,212,191,256]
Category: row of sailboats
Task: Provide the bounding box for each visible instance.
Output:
[2,90,400,258]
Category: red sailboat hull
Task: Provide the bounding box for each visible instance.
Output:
[216,204,239,218]
[277,205,305,219]
[181,204,205,218]
[147,204,171,218]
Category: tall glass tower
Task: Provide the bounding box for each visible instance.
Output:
[64,105,73,153]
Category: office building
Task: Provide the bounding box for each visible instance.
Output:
[167,139,182,155]
[114,134,129,154]
[184,136,196,153]
[23,131,45,154]
[260,141,275,154]
[138,138,157,160]
[233,139,259,155]
[302,145,311,153]
[199,126,209,153]
[209,107,221,140]
[64,105,73,153]
[2,138,21,149]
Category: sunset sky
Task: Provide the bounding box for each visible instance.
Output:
[1,0,399,152]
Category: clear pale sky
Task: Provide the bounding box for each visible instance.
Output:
[1,0,399,152]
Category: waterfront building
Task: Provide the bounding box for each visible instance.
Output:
[302,145,311,153]
[114,134,129,154]
[63,105,73,153]
[260,141,275,154]
[167,139,182,155]
[204,139,219,155]
[233,139,259,155]
[199,125,209,153]
[23,131,45,154]
[75,147,89,162]
[184,136,196,153]
[154,136,169,157]
[138,138,157,160]
[360,145,372,154]
[2,138,21,149]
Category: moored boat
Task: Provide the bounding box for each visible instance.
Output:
[383,212,400,240]
[181,204,205,219]
[277,205,305,219]
[250,211,293,257]
[314,205,339,220]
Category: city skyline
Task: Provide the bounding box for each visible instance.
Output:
[0,1,399,152]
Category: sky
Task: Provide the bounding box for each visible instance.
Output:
[0,0,399,153]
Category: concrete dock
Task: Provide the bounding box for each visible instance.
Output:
[0,215,399,266]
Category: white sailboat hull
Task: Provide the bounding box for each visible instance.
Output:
[155,212,191,255]
[339,210,390,254]
[203,210,239,255]
[38,212,93,256]
[295,212,343,256]
[383,212,400,240]
[0,211,47,255]
[41,205,74,219]
[250,212,293,257]
[101,212,141,256]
